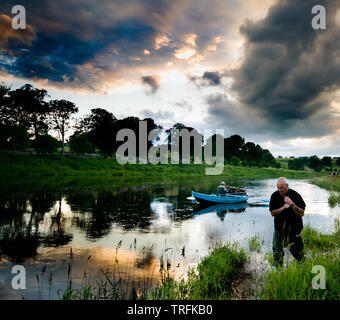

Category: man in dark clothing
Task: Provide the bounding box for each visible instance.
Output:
[216,181,227,196]
[269,177,306,266]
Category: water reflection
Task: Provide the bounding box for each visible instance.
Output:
[193,203,248,221]
[0,179,339,299]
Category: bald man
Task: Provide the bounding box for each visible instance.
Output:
[269,177,306,267]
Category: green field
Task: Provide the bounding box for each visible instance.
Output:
[0,153,325,192]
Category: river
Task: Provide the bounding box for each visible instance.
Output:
[0,178,338,299]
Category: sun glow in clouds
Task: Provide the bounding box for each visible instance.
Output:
[154,34,170,50]
[174,46,196,60]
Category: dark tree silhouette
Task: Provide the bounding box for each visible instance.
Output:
[224,135,244,161]
[8,84,50,138]
[166,123,203,163]
[74,108,118,155]
[321,156,332,167]
[49,99,78,154]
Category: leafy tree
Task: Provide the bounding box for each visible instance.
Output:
[321,156,332,167]
[8,84,50,138]
[32,134,59,153]
[69,135,94,154]
[288,158,305,170]
[258,149,276,167]
[273,161,281,169]
[49,99,78,154]
[230,156,241,166]
[242,142,262,166]
[0,124,29,151]
[309,155,323,172]
[336,158,340,166]
[115,116,160,157]
[0,83,14,125]
[205,134,276,167]
[75,108,118,155]
[224,135,244,161]
[166,123,203,163]
[204,133,224,157]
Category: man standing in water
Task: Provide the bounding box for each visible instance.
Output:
[269,177,306,266]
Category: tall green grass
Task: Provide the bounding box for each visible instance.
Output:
[302,223,340,250]
[256,251,339,300]
[311,176,340,192]
[148,243,247,300]
[256,222,340,300]
[328,193,340,207]
[311,176,340,205]
[248,235,263,253]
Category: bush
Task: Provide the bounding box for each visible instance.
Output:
[309,155,324,172]
[69,135,94,154]
[321,156,332,167]
[33,134,59,153]
[230,156,241,166]
[273,161,282,169]
[0,124,30,151]
[288,158,306,171]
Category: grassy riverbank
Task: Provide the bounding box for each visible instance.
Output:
[256,221,340,300]
[148,222,340,300]
[311,176,340,205]
[148,244,247,300]
[0,153,324,192]
[60,243,248,300]
[58,221,339,300]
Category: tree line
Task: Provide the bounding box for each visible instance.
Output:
[287,156,340,172]
[0,82,285,168]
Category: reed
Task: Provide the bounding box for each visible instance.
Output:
[255,222,340,300]
[256,250,339,300]
[248,235,263,253]
[148,243,247,300]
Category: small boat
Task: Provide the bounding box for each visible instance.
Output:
[192,191,249,205]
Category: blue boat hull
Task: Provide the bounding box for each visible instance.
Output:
[192,191,248,204]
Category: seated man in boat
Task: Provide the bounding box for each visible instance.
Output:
[269,177,306,267]
[216,181,227,196]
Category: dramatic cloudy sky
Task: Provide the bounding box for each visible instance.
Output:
[1,0,340,156]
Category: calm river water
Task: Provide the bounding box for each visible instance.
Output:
[0,178,338,299]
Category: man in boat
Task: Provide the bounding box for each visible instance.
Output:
[269,177,306,267]
[216,181,227,196]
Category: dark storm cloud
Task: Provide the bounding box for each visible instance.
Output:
[190,71,226,87]
[0,0,236,90]
[231,0,340,124]
[0,13,35,47]
[2,32,106,82]
[141,75,160,94]
[0,7,158,85]
[205,92,340,141]
[0,0,173,88]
